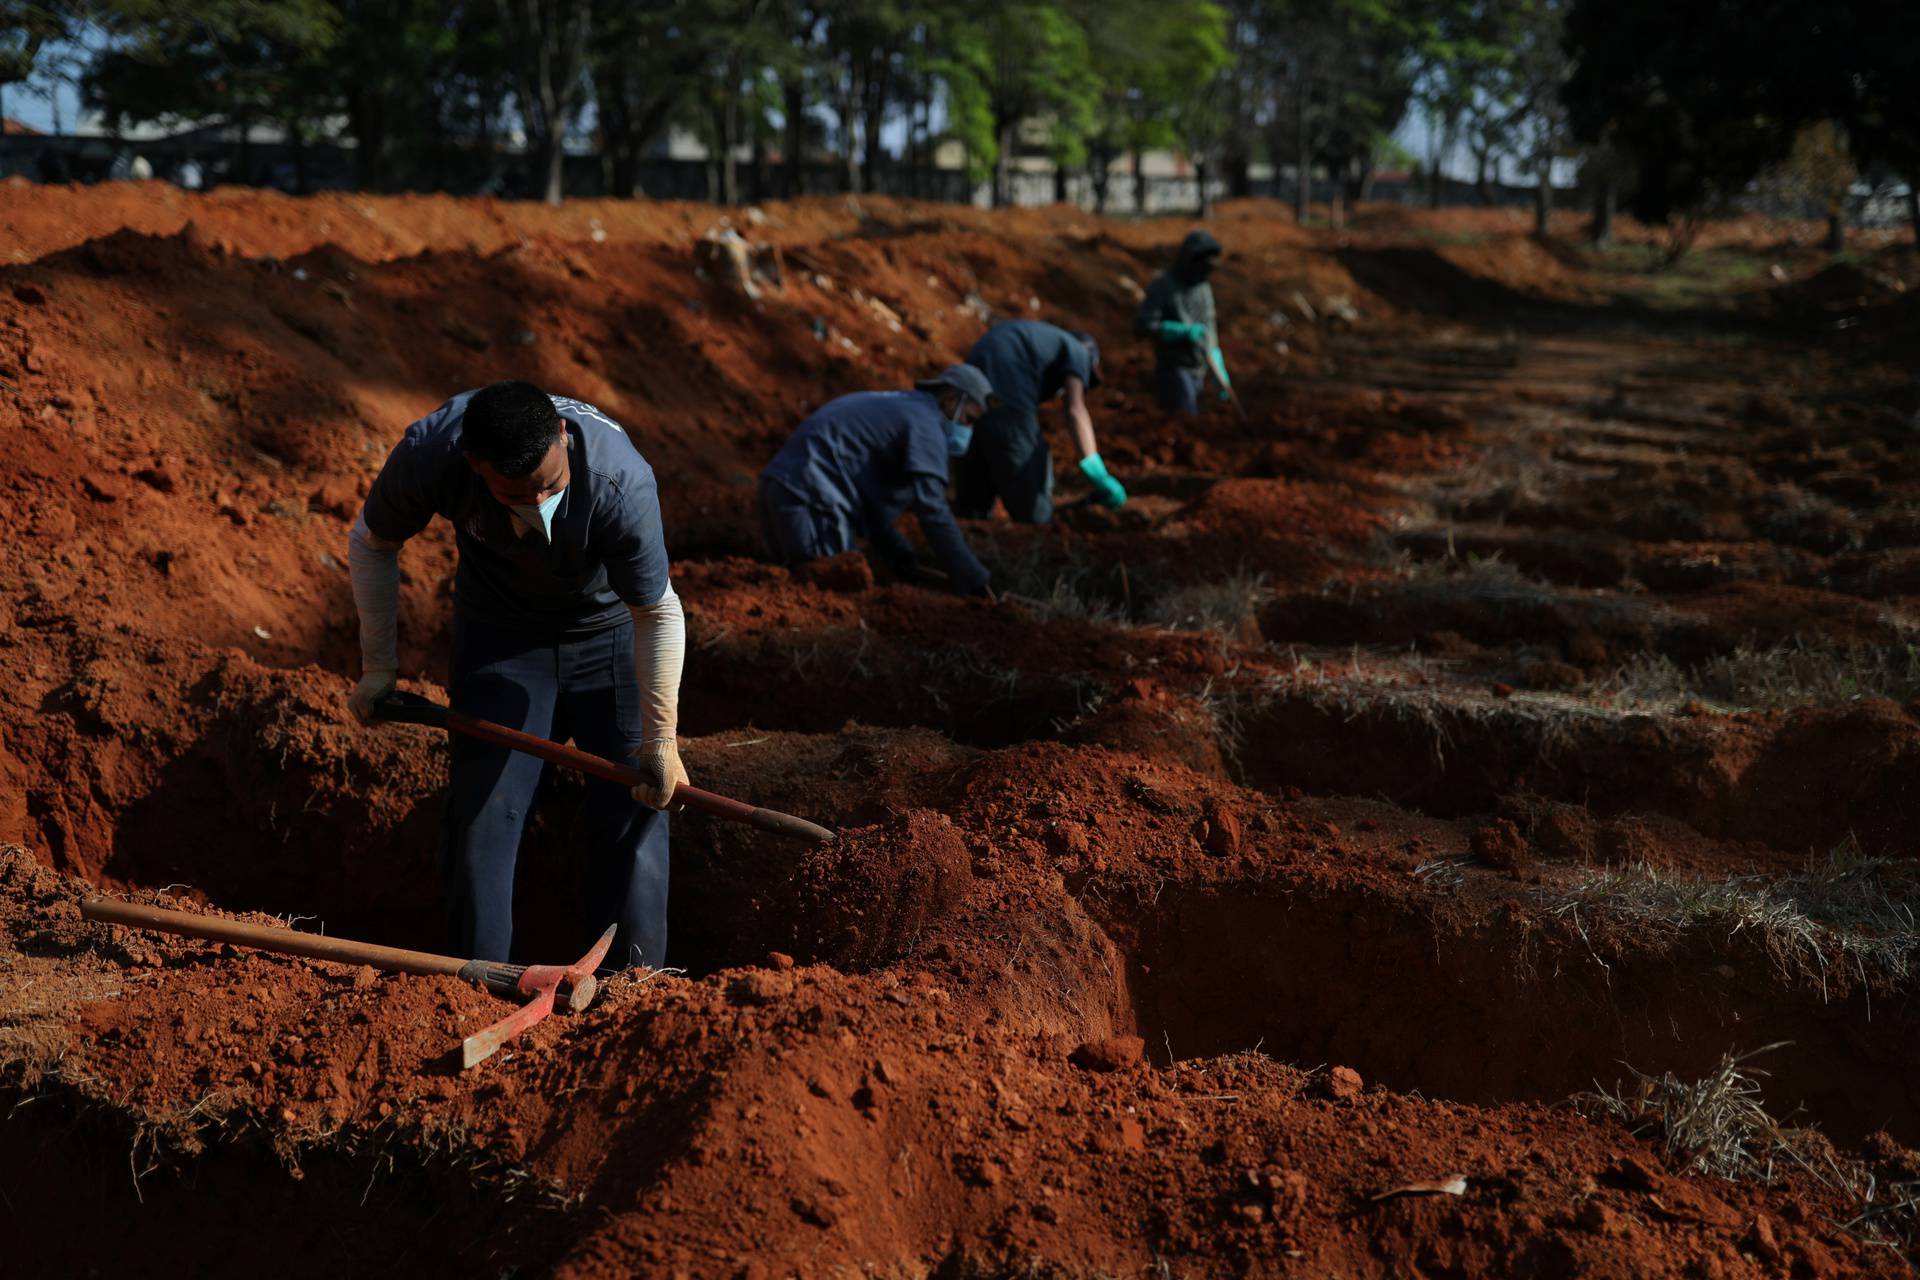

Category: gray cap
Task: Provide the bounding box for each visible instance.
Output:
[915,363,996,412]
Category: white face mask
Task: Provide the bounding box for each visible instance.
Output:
[509,488,565,542]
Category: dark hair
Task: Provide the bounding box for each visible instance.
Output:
[461,380,563,475]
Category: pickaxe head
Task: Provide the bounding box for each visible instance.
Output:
[458,923,617,1070]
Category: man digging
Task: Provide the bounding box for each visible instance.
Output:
[758,364,996,595]
[957,319,1126,522]
[1135,229,1234,414]
[345,380,685,969]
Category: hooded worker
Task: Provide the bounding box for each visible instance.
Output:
[956,319,1124,522]
[345,380,685,970]
[1135,229,1232,413]
[758,364,995,595]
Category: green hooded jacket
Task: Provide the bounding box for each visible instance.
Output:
[1133,230,1221,371]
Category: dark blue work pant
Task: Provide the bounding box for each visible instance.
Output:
[1154,361,1204,414]
[952,405,1053,524]
[441,614,668,969]
[758,476,855,564]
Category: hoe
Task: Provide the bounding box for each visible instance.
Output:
[82,697,835,1066]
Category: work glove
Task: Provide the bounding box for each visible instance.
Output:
[1208,346,1233,400]
[1078,453,1128,508]
[630,737,689,810]
[1157,320,1207,345]
[348,669,397,725]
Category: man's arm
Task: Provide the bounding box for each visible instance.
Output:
[626,585,689,809]
[1063,376,1098,460]
[1062,376,1126,509]
[346,512,405,721]
[909,475,991,595]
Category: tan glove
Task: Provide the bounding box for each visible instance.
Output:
[630,737,689,809]
[348,669,397,725]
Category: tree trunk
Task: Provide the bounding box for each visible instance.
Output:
[1226,148,1250,199]
[1052,162,1068,204]
[1907,181,1920,246]
[994,122,1013,207]
[782,79,805,198]
[1196,155,1211,218]
[1826,209,1846,254]
[1294,78,1311,223]
[1591,181,1615,245]
[1092,145,1110,213]
[1473,150,1491,205]
[1132,147,1146,213]
[717,92,739,206]
[1534,158,1552,237]
[861,63,887,194]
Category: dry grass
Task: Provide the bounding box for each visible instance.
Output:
[1580,1043,1809,1182]
[1547,840,1920,996]
[1594,641,1920,712]
[1579,1044,1920,1249]
[1144,569,1270,637]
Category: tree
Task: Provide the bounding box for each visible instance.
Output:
[1563,0,1920,242]
[1,2,74,119]
[1078,0,1229,213]
[86,0,340,187]
[326,0,462,191]
[959,1,1098,207]
[494,0,589,204]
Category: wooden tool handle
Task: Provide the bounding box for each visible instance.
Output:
[81,898,474,978]
[442,710,837,843]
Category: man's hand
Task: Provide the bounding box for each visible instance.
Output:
[1078,453,1128,509]
[630,737,689,809]
[348,669,397,724]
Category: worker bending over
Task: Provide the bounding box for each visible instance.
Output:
[346,380,685,969]
[1135,229,1233,413]
[759,365,995,595]
[957,319,1125,521]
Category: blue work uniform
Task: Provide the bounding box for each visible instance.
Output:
[758,390,990,593]
[360,391,672,968]
[957,320,1096,524]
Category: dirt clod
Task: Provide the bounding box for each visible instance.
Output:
[1071,1036,1146,1073]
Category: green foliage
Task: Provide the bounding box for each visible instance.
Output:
[0,3,76,89]
[1564,0,1920,220]
[86,0,340,132]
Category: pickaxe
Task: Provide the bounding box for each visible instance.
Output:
[369,689,835,844]
[80,898,613,1068]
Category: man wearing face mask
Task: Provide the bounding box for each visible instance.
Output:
[1134,229,1232,414]
[757,364,995,595]
[956,320,1124,522]
[344,380,684,970]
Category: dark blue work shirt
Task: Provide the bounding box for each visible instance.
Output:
[760,390,987,590]
[361,390,670,634]
[965,320,1094,416]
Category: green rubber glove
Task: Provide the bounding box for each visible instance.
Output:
[1078,453,1127,508]
[1208,345,1232,389]
[1157,320,1207,344]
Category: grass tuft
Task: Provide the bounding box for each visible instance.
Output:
[1547,840,1920,995]
[1593,641,1920,712]
[1578,1044,1920,1249]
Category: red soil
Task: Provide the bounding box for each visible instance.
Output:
[3,185,1917,1276]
